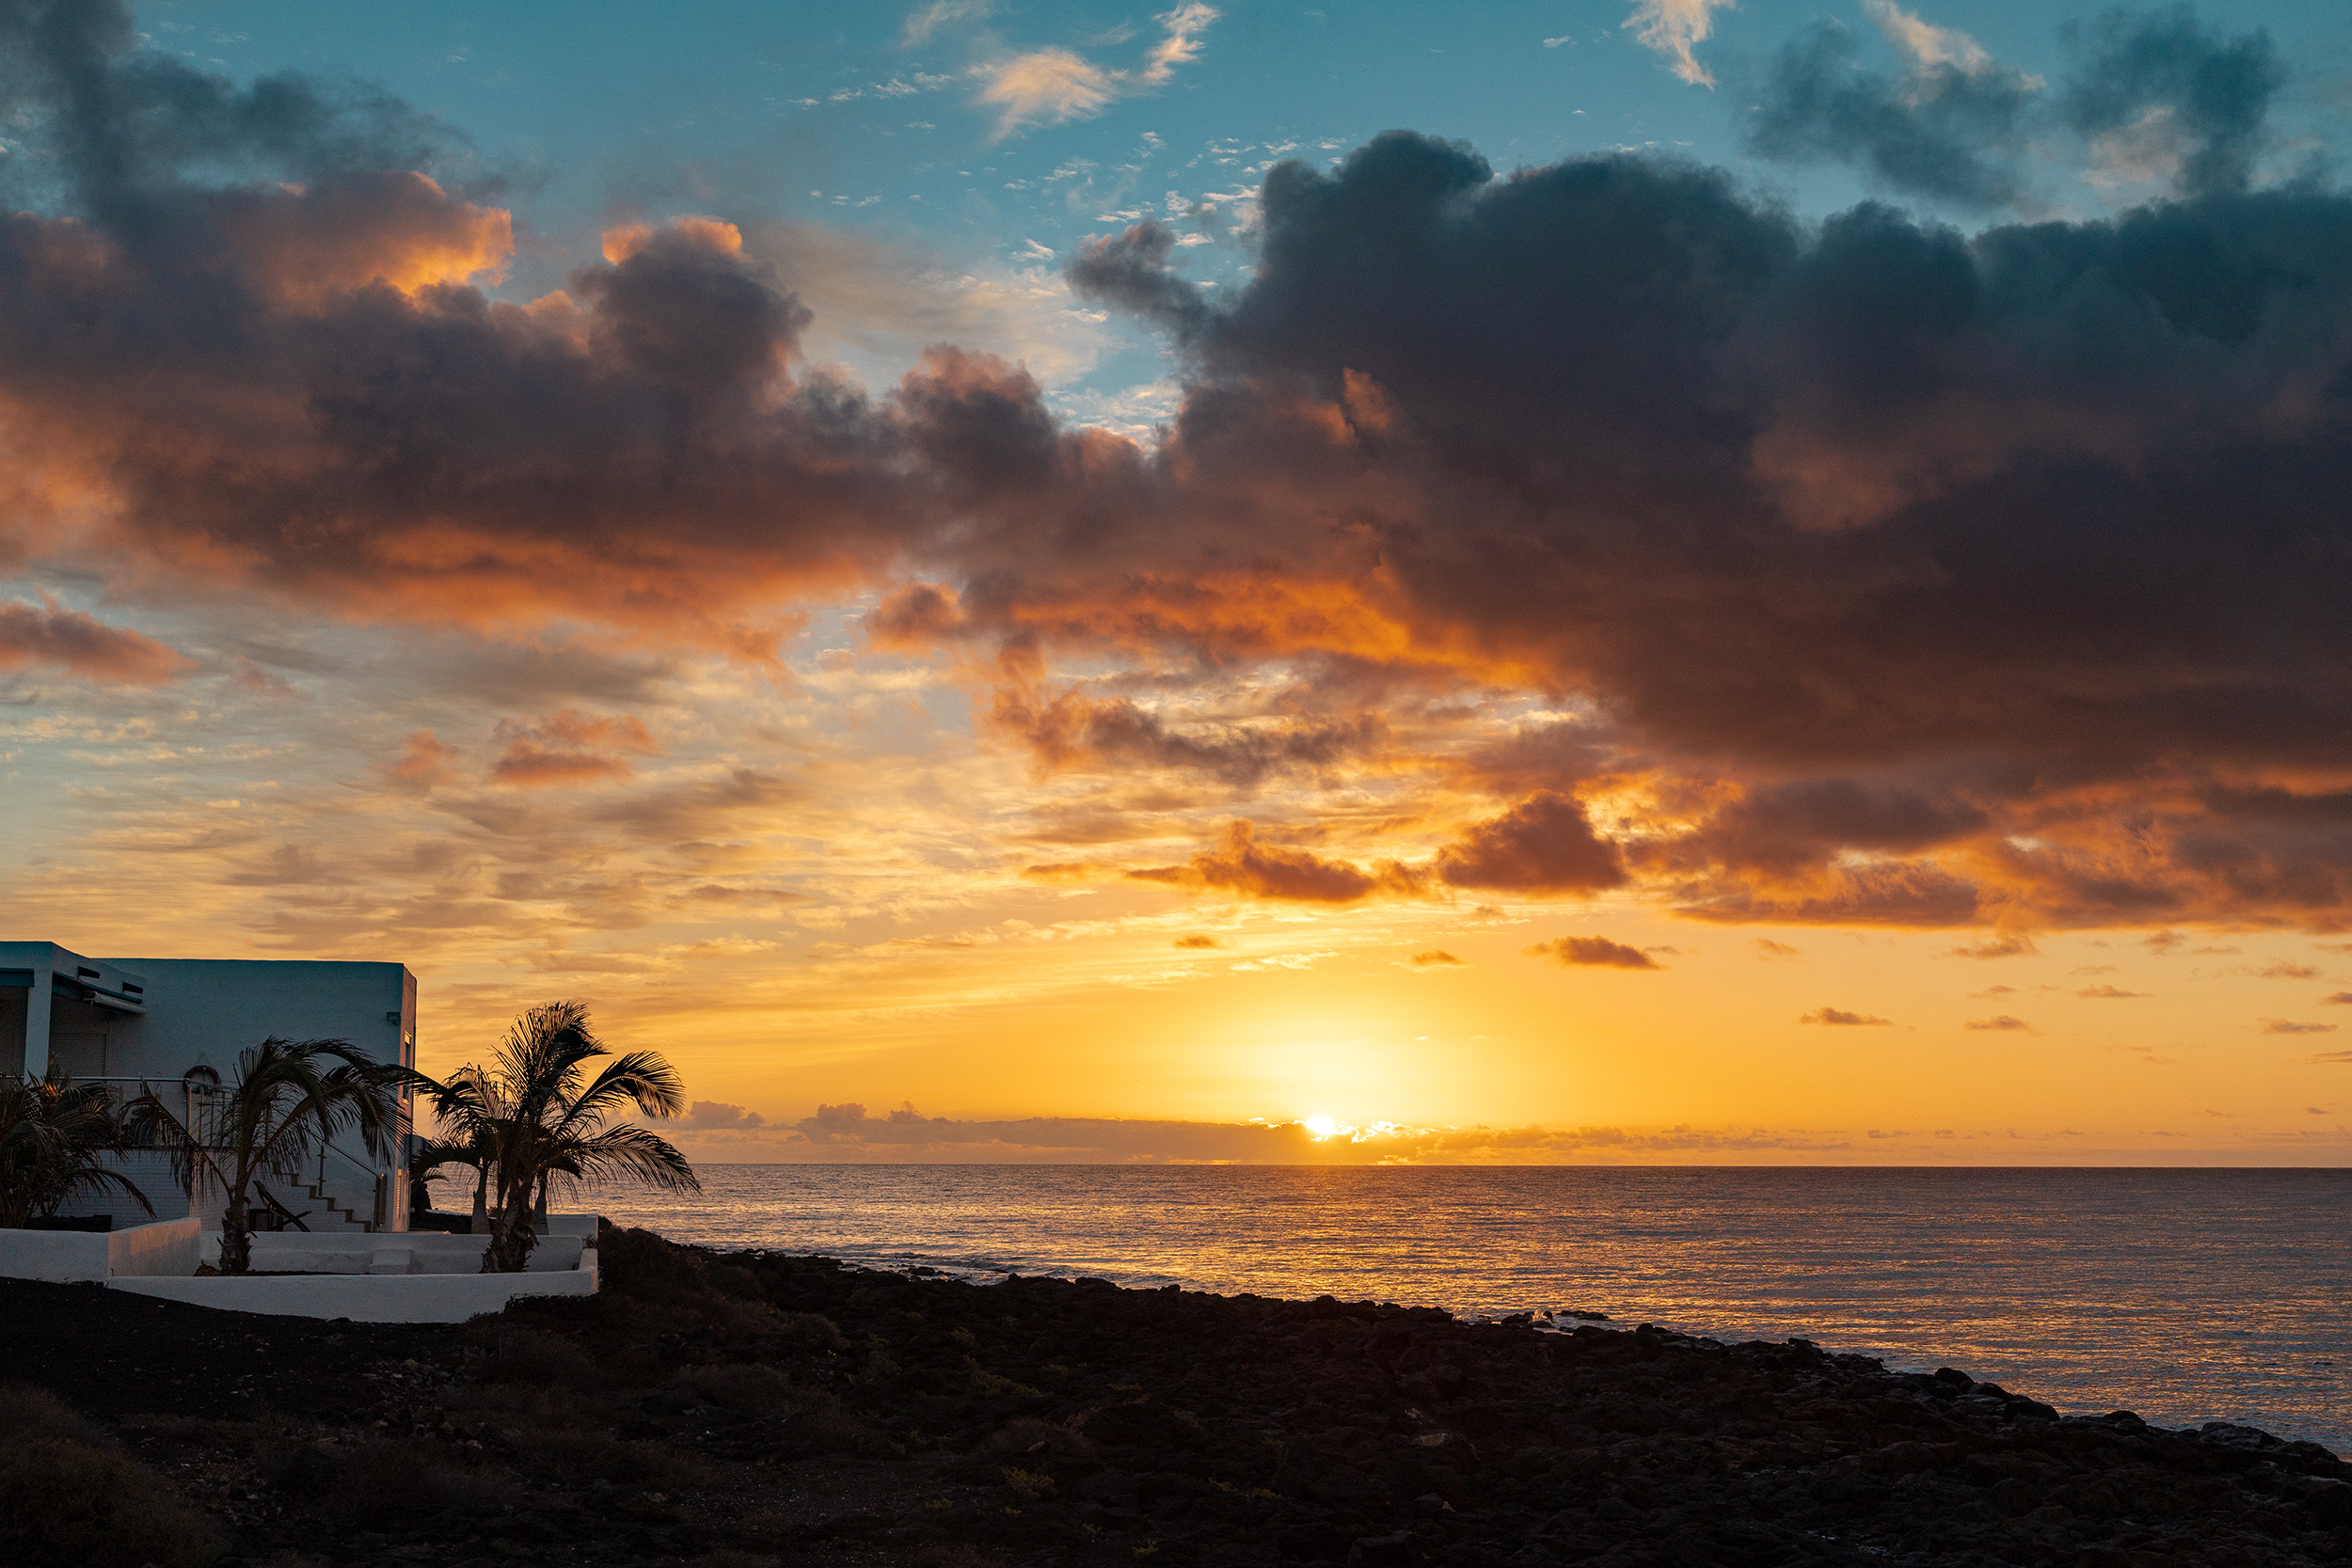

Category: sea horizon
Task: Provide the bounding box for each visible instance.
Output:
[583,1163,2352,1457]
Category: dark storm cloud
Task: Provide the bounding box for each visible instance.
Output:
[1741,5,2283,211]
[0,0,955,639]
[1066,219,1215,343]
[1433,792,1625,895]
[1028,111,2352,924]
[12,3,2352,932]
[1744,16,2041,211]
[1669,779,1987,879]
[2061,6,2287,198]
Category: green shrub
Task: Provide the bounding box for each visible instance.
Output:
[0,1386,220,1568]
[1002,1466,1056,1502]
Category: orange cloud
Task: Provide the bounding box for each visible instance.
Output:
[389,730,460,789]
[1523,935,1661,970]
[1800,1006,1893,1025]
[489,709,660,787]
[10,25,2352,945]
[1435,791,1624,895]
[0,598,192,683]
[216,170,512,307]
[601,216,744,263]
[1129,820,1432,904]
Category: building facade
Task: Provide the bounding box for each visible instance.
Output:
[1,942,417,1232]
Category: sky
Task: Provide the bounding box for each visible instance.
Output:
[4,0,2352,1164]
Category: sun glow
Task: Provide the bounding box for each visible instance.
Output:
[1303,1113,1341,1138]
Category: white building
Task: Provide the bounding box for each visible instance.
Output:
[1,942,417,1233]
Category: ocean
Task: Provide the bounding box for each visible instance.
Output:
[583,1164,2351,1454]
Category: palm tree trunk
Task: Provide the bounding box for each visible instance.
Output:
[481,1163,539,1273]
[220,1191,252,1275]
[469,1163,488,1235]
[532,1171,548,1233]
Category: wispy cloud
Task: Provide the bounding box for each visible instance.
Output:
[1622,0,1735,87]
[1863,0,1994,76]
[902,0,994,47]
[977,5,1218,139]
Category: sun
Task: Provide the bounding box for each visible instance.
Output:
[1303,1114,1341,1138]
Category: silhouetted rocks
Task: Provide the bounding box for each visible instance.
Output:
[4,1226,2346,1566]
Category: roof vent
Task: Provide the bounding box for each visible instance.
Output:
[76,967,101,979]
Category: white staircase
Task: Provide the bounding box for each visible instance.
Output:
[255,1156,376,1234]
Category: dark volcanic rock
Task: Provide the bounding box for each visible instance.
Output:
[5,1227,2347,1567]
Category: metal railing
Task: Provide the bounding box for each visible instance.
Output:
[59,1076,395,1231]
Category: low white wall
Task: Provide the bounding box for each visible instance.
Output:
[108,1267,596,1323]
[107,1217,202,1277]
[8,1212,601,1323]
[0,1227,111,1282]
[0,1217,203,1283]
[212,1231,586,1275]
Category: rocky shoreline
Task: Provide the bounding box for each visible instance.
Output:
[6,1224,2347,1567]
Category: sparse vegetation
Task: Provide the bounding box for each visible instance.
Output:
[0,1385,218,1567]
[0,1069,153,1228]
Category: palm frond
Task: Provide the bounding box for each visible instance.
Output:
[558,1124,703,1193]
[562,1050,689,1126]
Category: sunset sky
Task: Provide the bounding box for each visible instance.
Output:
[6,0,2352,1164]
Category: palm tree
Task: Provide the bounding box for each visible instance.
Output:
[0,1069,154,1229]
[405,1001,697,1273]
[127,1037,401,1275]
[405,1134,484,1224]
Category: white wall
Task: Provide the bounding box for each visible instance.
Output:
[0,1217,201,1282]
[110,1217,203,1276]
[212,1230,588,1275]
[110,957,414,1084]
[107,1265,597,1323]
[0,1226,110,1282]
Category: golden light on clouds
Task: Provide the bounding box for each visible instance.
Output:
[4,4,2350,1165]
